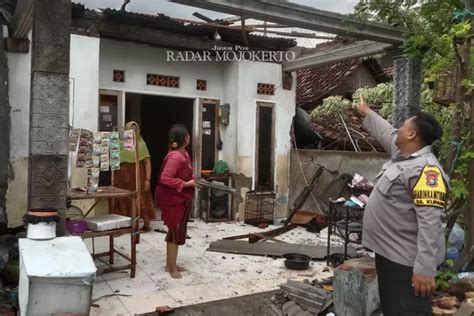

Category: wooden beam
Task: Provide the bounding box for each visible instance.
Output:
[248,224,297,243]
[193,11,215,23]
[229,23,291,29]
[72,17,235,51]
[283,40,393,72]
[251,29,335,40]
[5,37,30,52]
[9,0,33,38]
[169,0,405,44]
[223,223,297,241]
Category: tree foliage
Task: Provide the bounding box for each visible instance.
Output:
[354,0,464,81]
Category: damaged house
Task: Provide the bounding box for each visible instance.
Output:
[5,3,299,227]
[295,38,392,151]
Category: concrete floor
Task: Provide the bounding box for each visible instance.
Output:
[87,219,337,315]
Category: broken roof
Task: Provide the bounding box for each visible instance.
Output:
[71,3,297,51]
[297,58,389,109]
[296,37,390,109]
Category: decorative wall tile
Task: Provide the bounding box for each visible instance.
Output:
[257,83,275,95]
[113,70,125,82]
[196,79,207,91]
[147,74,180,88]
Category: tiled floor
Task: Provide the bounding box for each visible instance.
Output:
[88,219,338,315]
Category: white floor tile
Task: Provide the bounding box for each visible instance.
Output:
[87,219,330,313]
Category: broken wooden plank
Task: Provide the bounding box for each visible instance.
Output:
[290,210,318,225]
[248,224,297,243]
[253,233,287,243]
[222,224,297,242]
[222,232,251,240]
[207,240,356,259]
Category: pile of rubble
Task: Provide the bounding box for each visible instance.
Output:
[270,279,334,315]
[432,273,474,316]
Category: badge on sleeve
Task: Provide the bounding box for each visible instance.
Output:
[412,165,447,208]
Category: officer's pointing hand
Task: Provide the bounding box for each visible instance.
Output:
[354,95,371,117]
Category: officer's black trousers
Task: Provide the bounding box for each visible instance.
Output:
[375,254,432,316]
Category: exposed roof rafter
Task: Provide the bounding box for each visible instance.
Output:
[169,0,405,44]
[284,40,393,72]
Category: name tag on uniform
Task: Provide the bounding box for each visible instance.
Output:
[412,165,446,208]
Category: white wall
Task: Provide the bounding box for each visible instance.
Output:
[69,34,100,186]
[235,61,296,218]
[220,62,239,169]
[99,39,226,101]
[6,32,32,227]
[70,34,100,131]
[69,34,101,213]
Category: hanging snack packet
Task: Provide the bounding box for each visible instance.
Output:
[123,129,135,151]
[110,158,120,171]
[109,131,120,171]
[69,128,81,152]
[110,131,119,141]
[93,132,102,144]
[100,132,110,172]
[76,129,93,168]
[87,168,100,193]
[92,157,100,168]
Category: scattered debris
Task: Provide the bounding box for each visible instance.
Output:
[280,280,329,314]
[290,210,326,226]
[90,293,132,305]
[156,305,174,315]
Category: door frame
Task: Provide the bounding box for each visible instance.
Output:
[254,101,276,191]
[198,98,220,172]
[98,89,123,131]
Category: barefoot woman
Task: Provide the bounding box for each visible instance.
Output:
[155,125,198,279]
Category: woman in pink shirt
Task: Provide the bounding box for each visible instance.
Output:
[155,125,198,279]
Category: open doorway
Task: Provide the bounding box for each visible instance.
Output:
[125,93,194,194]
[255,102,275,191]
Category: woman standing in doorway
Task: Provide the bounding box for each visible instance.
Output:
[112,121,156,231]
[155,124,198,279]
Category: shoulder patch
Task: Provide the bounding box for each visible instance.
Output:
[412,165,446,208]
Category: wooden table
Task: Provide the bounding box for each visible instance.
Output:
[67,186,139,278]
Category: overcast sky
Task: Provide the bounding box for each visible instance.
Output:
[76,0,360,46]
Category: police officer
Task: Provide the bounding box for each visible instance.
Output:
[354,96,448,315]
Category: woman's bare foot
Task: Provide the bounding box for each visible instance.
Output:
[165,265,186,272]
[169,269,182,279]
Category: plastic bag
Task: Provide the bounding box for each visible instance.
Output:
[213,160,229,175]
[448,223,465,250]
